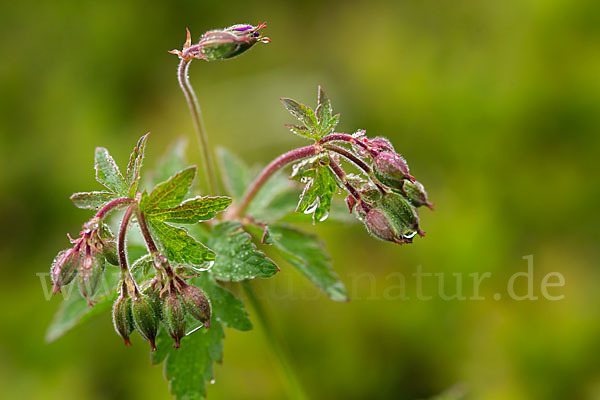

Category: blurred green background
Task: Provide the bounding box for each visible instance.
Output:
[1,0,599,399]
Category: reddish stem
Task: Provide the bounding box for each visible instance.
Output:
[319,133,369,151]
[135,209,159,254]
[118,205,136,272]
[94,197,136,220]
[235,145,317,217]
[323,144,371,174]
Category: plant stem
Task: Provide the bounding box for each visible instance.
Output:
[94,197,136,221]
[235,145,317,217]
[327,156,363,203]
[323,144,371,174]
[241,281,308,400]
[177,58,218,193]
[135,208,158,254]
[319,133,369,152]
[118,204,136,273]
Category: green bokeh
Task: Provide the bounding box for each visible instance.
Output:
[1,0,599,399]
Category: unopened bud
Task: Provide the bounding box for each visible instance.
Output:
[403,180,434,210]
[79,252,105,305]
[381,192,424,237]
[112,294,134,346]
[51,248,80,294]
[363,207,409,244]
[131,293,160,351]
[100,240,118,266]
[171,23,269,62]
[370,137,395,152]
[181,284,211,328]
[163,289,187,348]
[373,151,413,190]
[359,182,382,203]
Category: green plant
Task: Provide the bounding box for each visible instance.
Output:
[46,22,432,399]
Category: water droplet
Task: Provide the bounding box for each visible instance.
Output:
[304,198,320,215]
[319,211,329,222]
[210,379,216,385]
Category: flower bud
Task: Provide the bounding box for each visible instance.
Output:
[171,23,270,62]
[363,207,410,244]
[51,248,80,294]
[131,293,161,351]
[181,284,211,328]
[100,240,118,266]
[112,294,134,346]
[359,182,382,204]
[369,137,395,152]
[403,180,434,210]
[381,192,424,237]
[163,290,187,348]
[79,252,105,305]
[373,151,413,190]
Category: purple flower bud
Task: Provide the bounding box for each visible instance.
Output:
[112,294,134,346]
[170,23,270,62]
[369,137,395,152]
[51,248,80,294]
[373,151,413,190]
[181,284,211,328]
[163,289,187,348]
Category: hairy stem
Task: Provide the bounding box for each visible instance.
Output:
[94,197,136,221]
[319,133,369,151]
[118,205,136,272]
[177,58,218,193]
[135,208,158,254]
[242,281,308,400]
[234,145,317,217]
[327,156,362,202]
[323,144,371,174]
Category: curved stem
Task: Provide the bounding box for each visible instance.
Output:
[118,205,136,273]
[135,208,158,254]
[319,133,369,151]
[323,144,371,174]
[177,59,218,193]
[94,197,136,221]
[242,281,308,400]
[327,156,362,203]
[235,145,317,218]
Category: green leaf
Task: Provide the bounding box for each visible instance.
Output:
[292,156,339,223]
[45,268,120,342]
[142,167,196,211]
[191,273,252,331]
[316,86,332,130]
[267,224,348,302]
[162,320,225,400]
[247,170,297,223]
[69,191,117,210]
[280,98,318,132]
[126,132,150,197]
[154,138,188,186]
[147,219,215,266]
[207,221,278,282]
[146,196,231,224]
[216,147,249,201]
[95,147,129,195]
[284,123,313,140]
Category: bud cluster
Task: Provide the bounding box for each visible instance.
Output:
[50,222,118,305]
[333,133,433,244]
[112,273,211,350]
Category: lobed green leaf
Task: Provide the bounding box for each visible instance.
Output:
[147,219,215,266]
[280,98,318,132]
[208,221,279,282]
[191,273,252,331]
[293,156,338,223]
[70,191,117,210]
[95,147,129,196]
[266,224,348,301]
[146,196,231,224]
[126,133,150,197]
[142,167,196,211]
[216,147,249,201]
